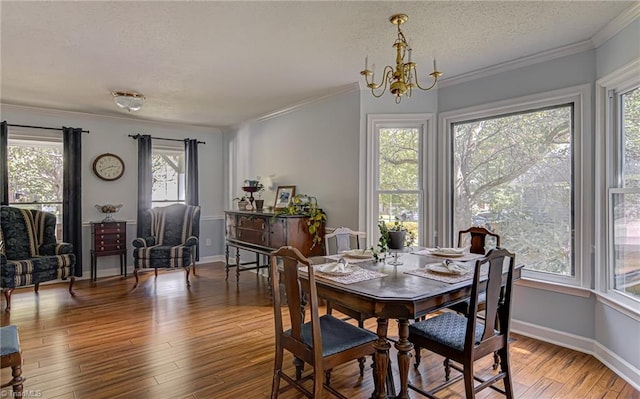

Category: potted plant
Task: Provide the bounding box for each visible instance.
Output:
[233,195,249,210]
[276,193,327,249]
[371,214,416,260]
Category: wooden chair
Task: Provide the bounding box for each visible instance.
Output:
[269,246,377,399]
[324,227,366,255]
[324,227,370,376]
[408,248,516,399]
[1,325,25,396]
[458,226,500,255]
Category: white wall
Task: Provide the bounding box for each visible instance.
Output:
[1,104,226,275]
[224,88,361,229]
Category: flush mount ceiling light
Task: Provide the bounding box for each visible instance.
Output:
[111,91,145,112]
[360,14,443,104]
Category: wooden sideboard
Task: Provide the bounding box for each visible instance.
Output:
[90,221,127,282]
[224,210,325,282]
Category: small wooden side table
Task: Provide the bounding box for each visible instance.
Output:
[90,220,127,282]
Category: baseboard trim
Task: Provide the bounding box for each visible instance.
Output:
[512,319,640,390]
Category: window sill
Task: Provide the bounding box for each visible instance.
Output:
[515,277,592,298]
[594,292,640,320]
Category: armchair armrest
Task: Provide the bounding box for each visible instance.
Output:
[185,236,198,247]
[132,237,156,248]
[39,242,73,256]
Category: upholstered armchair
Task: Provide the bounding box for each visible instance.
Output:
[0,206,76,311]
[132,204,200,288]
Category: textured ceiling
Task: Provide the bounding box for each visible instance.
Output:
[0,1,634,128]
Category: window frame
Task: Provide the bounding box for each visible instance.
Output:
[596,58,640,310]
[439,84,590,287]
[366,113,435,248]
[7,128,64,236]
[151,143,186,207]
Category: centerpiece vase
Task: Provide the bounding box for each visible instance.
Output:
[387,231,406,250]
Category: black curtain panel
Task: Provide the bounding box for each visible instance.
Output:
[137,135,153,237]
[63,127,83,277]
[0,121,8,205]
[185,138,200,260]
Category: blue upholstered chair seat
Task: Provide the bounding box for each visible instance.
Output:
[133,245,194,268]
[0,325,20,355]
[286,314,378,357]
[2,256,74,288]
[409,311,488,352]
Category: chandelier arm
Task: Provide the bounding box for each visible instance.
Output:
[369,66,394,98]
[413,68,440,91]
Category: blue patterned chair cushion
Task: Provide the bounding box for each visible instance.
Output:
[409,311,489,352]
[0,325,20,355]
[0,206,76,290]
[285,314,378,357]
[133,204,200,270]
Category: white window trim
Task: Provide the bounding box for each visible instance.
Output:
[595,58,640,313]
[366,113,435,247]
[439,84,591,288]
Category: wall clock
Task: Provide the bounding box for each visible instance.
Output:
[92,153,125,181]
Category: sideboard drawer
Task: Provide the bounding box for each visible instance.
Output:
[237,216,267,231]
[236,228,268,246]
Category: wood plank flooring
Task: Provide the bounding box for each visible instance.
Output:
[1,263,637,399]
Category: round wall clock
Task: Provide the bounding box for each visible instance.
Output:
[92,153,125,181]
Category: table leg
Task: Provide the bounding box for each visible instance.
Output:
[123,253,127,277]
[395,318,414,399]
[235,248,241,283]
[90,250,96,282]
[225,245,230,281]
[372,318,392,399]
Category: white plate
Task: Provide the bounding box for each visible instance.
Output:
[430,249,465,258]
[316,263,358,276]
[426,263,469,275]
[342,249,374,259]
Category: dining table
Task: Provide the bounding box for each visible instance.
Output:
[307,248,522,399]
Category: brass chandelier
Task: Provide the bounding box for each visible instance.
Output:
[360,14,442,103]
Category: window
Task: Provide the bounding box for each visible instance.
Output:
[152,145,185,207]
[604,74,640,304]
[7,130,64,238]
[367,114,434,247]
[441,86,587,285]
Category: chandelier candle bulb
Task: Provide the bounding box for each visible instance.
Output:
[365,56,368,71]
[433,58,437,72]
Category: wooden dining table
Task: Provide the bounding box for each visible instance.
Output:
[308,250,522,399]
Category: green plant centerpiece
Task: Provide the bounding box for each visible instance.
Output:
[371,214,416,261]
[275,193,327,249]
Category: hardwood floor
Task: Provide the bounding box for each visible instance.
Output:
[1,262,637,399]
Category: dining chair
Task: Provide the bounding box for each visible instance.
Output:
[458,226,500,255]
[269,246,377,399]
[324,227,366,255]
[324,227,370,376]
[408,248,516,399]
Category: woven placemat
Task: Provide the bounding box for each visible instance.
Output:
[300,264,387,284]
[404,264,488,284]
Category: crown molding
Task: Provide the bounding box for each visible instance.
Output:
[0,102,224,132]
[438,40,594,88]
[233,83,360,129]
[591,2,640,48]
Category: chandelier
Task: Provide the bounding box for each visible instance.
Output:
[111,91,145,112]
[360,14,442,104]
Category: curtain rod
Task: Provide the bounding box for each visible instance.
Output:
[6,123,90,134]
[128,134,205,144]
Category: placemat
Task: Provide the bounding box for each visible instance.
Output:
[411,248,485,262]
[325,254,375,264]
[301,263,387,284]
[405,264,489,284]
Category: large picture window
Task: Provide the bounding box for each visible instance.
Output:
[442,86,587,286]
[452,105,574,276]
